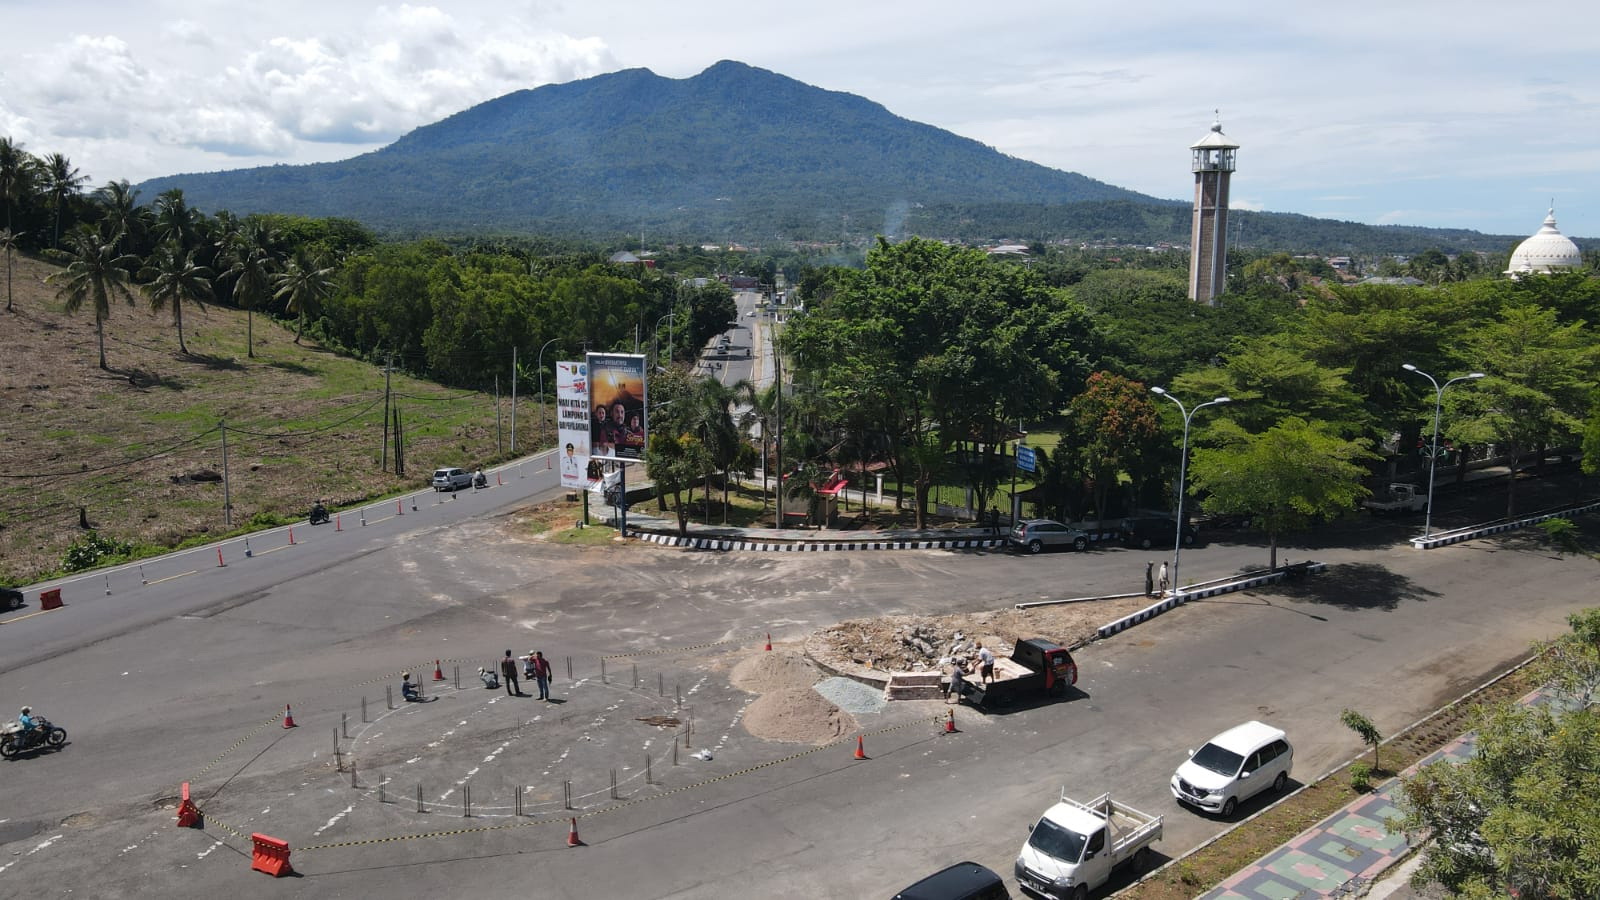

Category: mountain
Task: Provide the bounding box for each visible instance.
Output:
[135,61,1169,239]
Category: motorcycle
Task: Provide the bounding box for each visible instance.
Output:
[308,504,331,526]
[1,717,67,758]
[472,472,488,489]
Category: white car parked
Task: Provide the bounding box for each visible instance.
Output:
[1170,720,1293,817]
[431,467,473,492]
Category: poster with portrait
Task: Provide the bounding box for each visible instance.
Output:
[585,353,647,461]
[555,360,590,488]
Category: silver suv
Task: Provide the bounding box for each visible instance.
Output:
[431,467,472,492]
[1009,519,1089,554]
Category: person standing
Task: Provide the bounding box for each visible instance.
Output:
[1158,561,1170,594]
[1145,561,1155,597]
[530,650,552,700]
[499,650,522,697]
[988,506,1001,537]
[975,643,996,685]
[947,658,967,704]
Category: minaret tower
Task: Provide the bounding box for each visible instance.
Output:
[1188,114,1238,305]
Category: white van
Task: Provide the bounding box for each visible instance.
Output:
[1170,720,1293,817]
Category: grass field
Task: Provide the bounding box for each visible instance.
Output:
[0,252,548,585]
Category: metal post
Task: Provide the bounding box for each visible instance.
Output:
[566,656,573,680]
[454,665,460,690]
[341,713,348,740]
[1402,365,1485,538]
[333,731,343,772]
[646,755,653,785]
[632,663,638,689]
[361,696,368,723]
[672,740,679,766]
[537,338,558,447]
[1151,388,1230,588]
[350,758,358,788]
[220,420,232,527]
[658,673,664,696]
[564,781,572,809]
[610,769,618,800]
[417,783,424,813]
[675,684,681,709]
[515,787,522,817]
[463,785,471,817]
[601,658,607,683]
[510,346,518,455]
[379,772,386,804]
[386,685,393,710]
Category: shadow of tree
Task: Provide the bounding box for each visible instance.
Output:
[1259,561,1440,611]
[267,360,321,376]
[110,366,185,391]
[185,352,245,371]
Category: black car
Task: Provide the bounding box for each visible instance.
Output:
[1119,516,1197,550]
[1,587,23,611]
[892,861,1010,900]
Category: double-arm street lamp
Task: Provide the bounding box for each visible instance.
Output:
[536,337,560,446]
[1151,387,1230,594]
[652,312,676,367]
[1401,364,1485,538]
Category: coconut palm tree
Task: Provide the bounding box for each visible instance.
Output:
[1,227,16,312]
[273,248,335,344]
[152,188,200,253]
[0,137,38,236]
[43,152,88,248]
[140,241,215,355]
[49,223,137,369]
[94,180,148,257]
[220,219,280,357]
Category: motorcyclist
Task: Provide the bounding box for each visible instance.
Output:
[18,705,35,731]
[473,468,487,488]
[310,500,328,523]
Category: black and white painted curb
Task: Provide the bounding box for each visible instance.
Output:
[1097,562,1328,639]
[631,531,1006,552]
[1410,500,1600,550]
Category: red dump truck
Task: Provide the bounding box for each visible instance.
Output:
[956,638,1078,709]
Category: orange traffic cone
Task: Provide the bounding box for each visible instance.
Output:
[433,659,445,681]
[566,817,582,847]
[764,633,772,652]
[217,547,227,567]
[496,471,503,486]
[288,526,296,546]
[397,499,405,516]
[282,704,297,728]
[853,735,867,760]
[944,709,958,734]
[335,513,342,531]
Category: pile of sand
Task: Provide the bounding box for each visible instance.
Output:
[742,686,857,745]
[731,649,858,744]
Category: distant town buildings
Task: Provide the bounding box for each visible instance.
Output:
[1504,207,1583,278]
[1188,116,1238,305]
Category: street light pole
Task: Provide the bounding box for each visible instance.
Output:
[1401,364,1485,538]
[1151,388,1230,594]
[536,338,559,449]
[652,312,675,366]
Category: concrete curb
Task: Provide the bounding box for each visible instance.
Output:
[1409,498,1600,549]
[1096,563,1328,639]
[631,530,1007,552]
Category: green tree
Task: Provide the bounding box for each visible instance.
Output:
[220,219,281,358]
[0,228,15,312]
[140,242,215,355]
[1340,708,1383,768]
[1448,305,1598,516]
[1398,609,1600,899]
[1069,371,1162,525]
[1187,417,1374,569]
[1174,338,1368,440]
[0,137,39,239]
[274,248,336,344]
[43,152,87,248]
[49,224,138,369]
[93,180,148,257]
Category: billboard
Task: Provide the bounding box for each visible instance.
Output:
[586,353,648,461]
[555,360,590,488]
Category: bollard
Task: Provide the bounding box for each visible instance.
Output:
[658,673,664,696]
[386,685,394,710]
[139,564,149,584]
[361,696,368,723]
[104,574,111,595]
[453,665,460,690]
[610,769,619,800]
[672,740,679,766]
[600,658,607,683]
[418,677,426,700]
[462,785,470,818]
[411,495,418,512]
[333,732,343,773]
[682,726,690,749]
[675,684,681,709]
[632,663,638,689]
[379,772,386,804]
[417,784,424,813]
[646,755,653,785]
[397,499,404,516]
[361,509,368,527]
[342,713,348,740]
[564,781,572,810]
[566,656,573,680]
[515,787,523,817]
[688,709,693,737]
[244,537,253,558]
[350,758,358,788]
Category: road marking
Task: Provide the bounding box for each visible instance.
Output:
[256,544,292,556]
[145,570,198,586]
[0,607,60,625]
[368,515,395,525]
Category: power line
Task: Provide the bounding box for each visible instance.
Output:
[4,426,222,480]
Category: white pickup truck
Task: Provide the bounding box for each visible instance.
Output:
[1014,792,1162,900]
[1363,482,1427,514]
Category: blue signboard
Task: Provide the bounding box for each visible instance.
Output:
[1016,445,1037,473]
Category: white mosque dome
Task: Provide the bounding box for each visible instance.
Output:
[1505,208,1583,277]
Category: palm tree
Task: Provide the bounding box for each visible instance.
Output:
[153,188,199,253]
[220,219,280,357]
[1,227,16,312]
[94,180,148,257]
[273,248,335,344]
[737,382,781,511]
[140,241,214,355]
[0,137,38,236]
[684,378,744,523]
[43,152,88,248]
[49,223,137,369]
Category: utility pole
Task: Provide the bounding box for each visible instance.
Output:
[773,342,783,528]
[221,419,232,527]
[509,346,519,455]
[495,374,502,457]
[381,354,392,471]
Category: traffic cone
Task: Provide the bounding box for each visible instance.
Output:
[288,526,296,546]
[397,499,404,516]
[433,660,445,681]
[335,513,342,532]
[496,471,503,486]
[217,547,227,567]
[566,817,582,847]
[282,704,297,728]
[764,633,772,652]
[944,709,958,734]
[853,735,867,760]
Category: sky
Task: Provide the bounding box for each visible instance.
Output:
[1,0,1596,239]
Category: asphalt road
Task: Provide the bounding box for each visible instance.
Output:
[2,453,1595,896]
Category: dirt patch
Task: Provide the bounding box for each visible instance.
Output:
[806,594,1161,680]
[732,649,857,744]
